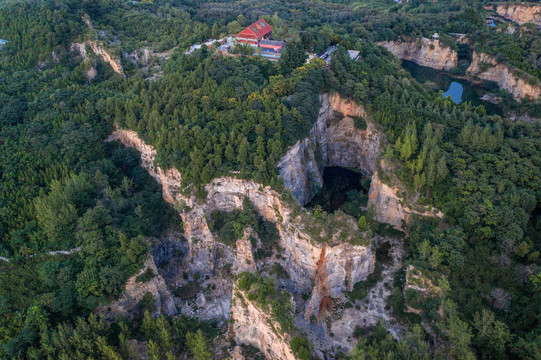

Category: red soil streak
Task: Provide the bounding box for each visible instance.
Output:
[319,296,333,315]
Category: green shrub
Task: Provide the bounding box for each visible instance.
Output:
[290,336,310,360]
[136,268,155,283]
[358,216,367,230]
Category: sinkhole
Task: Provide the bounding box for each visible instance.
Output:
[305,167,371,216]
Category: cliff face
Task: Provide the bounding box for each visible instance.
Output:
[305,242,374,319]
[108,90,450,357]
[277,93,380,205]
[467,51,540,101]
[231,288,296,360]
[378,38,458,71]
[278,93,440,229]
[496,4,541,26]
[71,41,124,76]
[107,126,375,299]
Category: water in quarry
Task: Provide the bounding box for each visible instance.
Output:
[306,167,371,214]
[402,60,502,116]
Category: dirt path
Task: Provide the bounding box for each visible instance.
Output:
[0,247,81,263]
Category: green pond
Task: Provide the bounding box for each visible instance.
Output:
[402,60,502,115]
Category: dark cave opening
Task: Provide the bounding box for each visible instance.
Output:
[305,167,371,215]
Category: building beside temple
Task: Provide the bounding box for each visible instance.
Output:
[259,39,285,60]
[235,19,273,45]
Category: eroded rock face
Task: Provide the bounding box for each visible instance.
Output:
[231,288,297,360]
[305,242,375,319]
[467,51,540,101]
[278,93,441,230]
[71,41,124,76]
[378,38,458,71]
[108,93,447,357]
[496,4,541,26]
[101,256,177,319]
[107,127,375,302]
[278,93,380,205]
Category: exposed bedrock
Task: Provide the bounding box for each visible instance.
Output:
[277,92,379,205]
[378,38,458,71]
[467,51,540,101]
[71,41,124,76]
[278,92,441,229]
[231,287,297,360]
[108,90,448,357]
[107,126,375,308]
[496,4,541,26]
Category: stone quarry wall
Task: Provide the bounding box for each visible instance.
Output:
[108,90,450,357]
[378,38,458,71]
[467,51,540,101]
[278,93,440,229]
[107,125,375,304]
[231,288,297,360]
[277,92,380,205]
[496,4,541,26]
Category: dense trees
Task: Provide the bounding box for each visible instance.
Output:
[106,49,324,188]
[0,0,540,359]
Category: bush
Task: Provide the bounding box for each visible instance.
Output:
[358,216,367,230]
[136,268,155,283]
[290,336,310,360]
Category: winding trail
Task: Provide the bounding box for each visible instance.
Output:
[0,247,81,263]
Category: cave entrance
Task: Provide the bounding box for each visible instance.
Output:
[305,167,371,215]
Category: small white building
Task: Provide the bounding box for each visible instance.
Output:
[431,33,439,40]
[347,50,360,60]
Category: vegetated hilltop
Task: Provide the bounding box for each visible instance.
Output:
[0,0,539,359]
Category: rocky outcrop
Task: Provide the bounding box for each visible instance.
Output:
[278,93,380,205]
[71,41,124,76]
[107,126,375,301]
[378,38,458,71]
[278,93,441,229]
[231,288,296,360]
[404,265,443,318]
[305,242,374,319]
[496,4,541,26]
[467,51,540,101]
[101,256,177,319]
[367,172,444,228]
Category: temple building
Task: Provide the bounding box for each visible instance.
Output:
[235,19,272,45]
[259,39,285,60]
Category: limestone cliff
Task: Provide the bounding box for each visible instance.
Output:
[107,126,375,302]
[305,242,374,319]
[496,4,541,26]
[278,93,441,229]
[277,92,379,205]
[467,51,540,101]
[108,126,377,357]
[378,38,458,71]
[231,288,296,360]
[71,41,124,76]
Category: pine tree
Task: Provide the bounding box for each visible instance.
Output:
[186,330,212,360]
